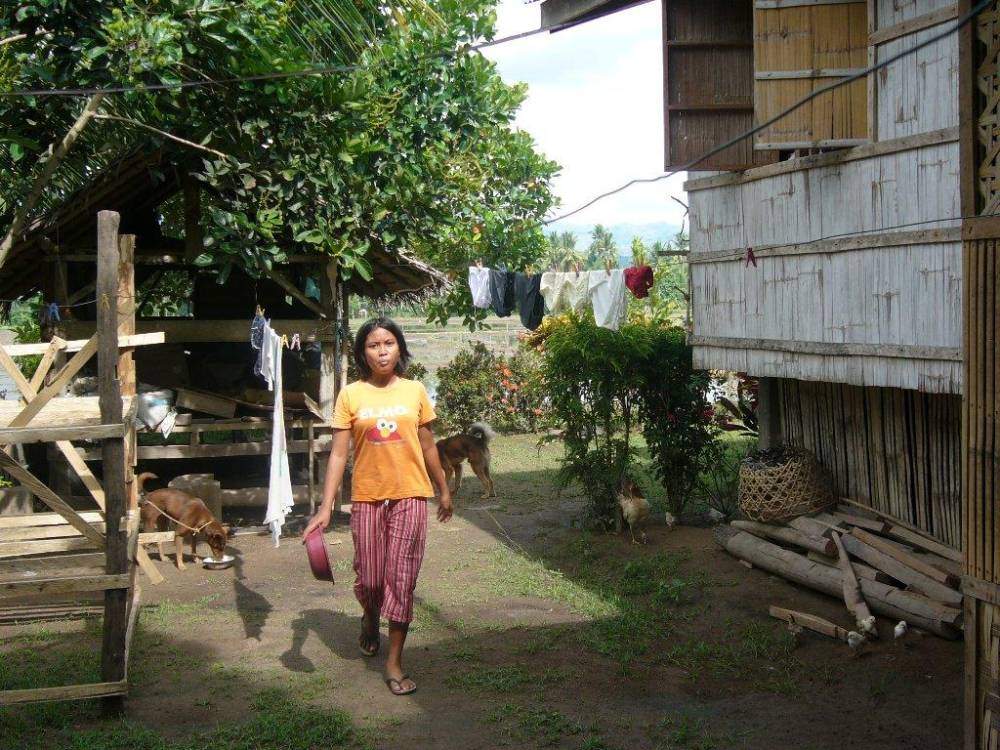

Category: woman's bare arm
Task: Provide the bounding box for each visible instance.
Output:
[418,424,453,522]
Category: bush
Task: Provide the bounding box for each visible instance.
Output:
[541,317,716,526]
[434,342,552,434]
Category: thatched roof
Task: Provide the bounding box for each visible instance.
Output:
[0,148,448,303]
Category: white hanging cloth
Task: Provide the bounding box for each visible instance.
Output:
[468,266,492,309]
[589,269,628,330]
[260,323,294,547]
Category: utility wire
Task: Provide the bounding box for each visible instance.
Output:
[544,0,992,225]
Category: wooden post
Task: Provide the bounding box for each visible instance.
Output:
[339,282,352,506]
[96,211,128,715]
[757,376,782,450]
[307,421,315,515]
[319,261,338,422]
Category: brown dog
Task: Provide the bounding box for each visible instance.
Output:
[137,472,229,569]
[436,422,496,499]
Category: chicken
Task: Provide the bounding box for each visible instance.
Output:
[847,631,866,652]
[618,478,651,544]
[894,620,908,640]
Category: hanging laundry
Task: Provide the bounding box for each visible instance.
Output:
[540,271,573,314]
[468,265,492,309]
[259,323,293,547]
[589,270,628,331]
[624,265,654,299]
[290,333,301,351]
[488,269,516,318]
[250,311,267,379]
[514,272,545,330]
[564,271,591,315]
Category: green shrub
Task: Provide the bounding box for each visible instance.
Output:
[541,317,716,525]
[434,342,552,434]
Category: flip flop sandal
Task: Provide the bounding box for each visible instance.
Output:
[358,632,379,657]
[385,675,417,696]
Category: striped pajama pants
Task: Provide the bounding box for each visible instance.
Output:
[350,498,427,624]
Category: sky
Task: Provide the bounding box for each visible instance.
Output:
[482,0,687,234]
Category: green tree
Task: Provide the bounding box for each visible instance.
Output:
[586,224,617,270]
[1,1,558,329]
[543,230,582,271]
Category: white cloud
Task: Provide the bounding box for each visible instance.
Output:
[484,0,687,230]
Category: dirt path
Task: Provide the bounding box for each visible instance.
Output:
[1,434,962,749]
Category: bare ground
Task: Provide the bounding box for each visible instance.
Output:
[0,434,962,750]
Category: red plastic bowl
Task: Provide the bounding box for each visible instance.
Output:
[304,529,334,583]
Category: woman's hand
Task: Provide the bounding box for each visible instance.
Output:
[436,491,453,523]
[302,507,332,541]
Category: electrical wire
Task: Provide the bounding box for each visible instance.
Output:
[543,0,992,225]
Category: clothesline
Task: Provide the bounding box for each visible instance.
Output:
[468,262,655,332]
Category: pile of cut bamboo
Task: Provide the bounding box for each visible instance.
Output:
[715,503,963,641]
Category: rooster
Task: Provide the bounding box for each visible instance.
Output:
[618,478,651,544]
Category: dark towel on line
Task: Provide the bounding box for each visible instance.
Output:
[489,269,516,317]
[514,272,545,330]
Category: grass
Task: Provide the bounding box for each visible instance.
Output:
[445,664,567,693]
[487,703,583,748]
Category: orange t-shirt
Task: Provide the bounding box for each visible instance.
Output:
[331,378,437,502]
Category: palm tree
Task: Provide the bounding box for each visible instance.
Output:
[544,231,583,271]
[587,224,618,270]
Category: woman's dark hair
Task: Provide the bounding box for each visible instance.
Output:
[353,317,411,379]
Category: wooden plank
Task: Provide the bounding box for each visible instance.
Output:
[175,388,237,418]
[0,511,105,529]
[768,605,852,642]
[691,227,963,264]
[850,527,960,588]
[885,523,963,563]
[7,336,99,429]
[684,127,959,192]
[62,319,333,344]
[0,573,130,599]
[0,552,104,573]
[0,423,125,445]
[870,4,960,46]
[755,69,866,79]
[755,0,860,6]
[2,333,162,357]
[263,264,327,318]
[77,435,333,461]
[754,139,869,150]
[0,450,105,547]
[28,338,67,394]
[829,511,889,534]
[0,537,97,558]
[0,681,127,707]
[689,335,962,362]
[97,209,129,713]
[0,523,107,542]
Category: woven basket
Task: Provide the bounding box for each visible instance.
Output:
[738,448,834,523]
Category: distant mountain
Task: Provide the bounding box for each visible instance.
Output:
[546,221,683,254]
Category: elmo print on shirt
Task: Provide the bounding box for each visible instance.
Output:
[366,417,403,444]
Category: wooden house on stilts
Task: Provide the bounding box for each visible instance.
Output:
[539,0,1000,745]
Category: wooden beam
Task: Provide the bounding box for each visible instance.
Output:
[77,435,333,460]
[2,333,164,357]
[0,449,105,547]
[28,338,67,394]
[320,261,338,423]
[840,533,964,606]
[182,170,203,262]
[6,336,99,428]
[851,527,960,588]
[683,127,959,192]
[688,335,962,362]
[0,423,125,445]
[0,522,107,543]
[0,573,130,599]
[869,4,959,46]
[0,511,104,529]
[0,681,127,707]
[62,319,332,344]
[0,537,97,559]
[97,209,129,714]
[117,235,136,400]
[754,68,866,79]
[263,264,327,318]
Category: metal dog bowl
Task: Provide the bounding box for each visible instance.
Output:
[202,553,235,570]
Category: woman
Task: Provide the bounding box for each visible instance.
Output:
[302,317,452,696]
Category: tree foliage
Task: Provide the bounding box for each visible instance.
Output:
[1,0,557,324]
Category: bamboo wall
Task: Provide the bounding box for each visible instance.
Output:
[688,134,962,393]
[873,0,960,141]
[753,0,868,149]
[779,378,961,547]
